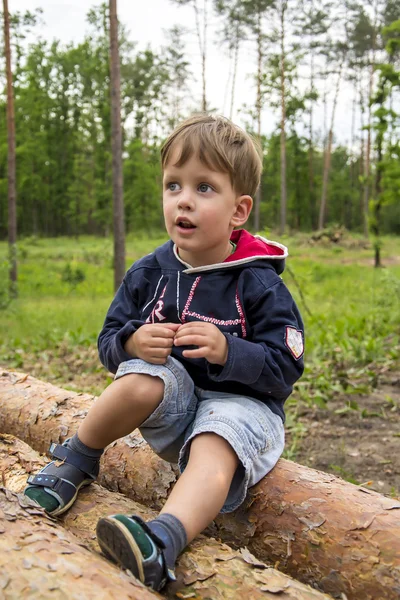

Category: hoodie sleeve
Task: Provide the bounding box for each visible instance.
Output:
[97,272,147,374]
[208,275,304,399]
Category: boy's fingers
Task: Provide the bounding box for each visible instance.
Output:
[174,334,207,346]
[182,348,207,358]
[149,337,173,348]
[149,326,177,338]
[162,323,181,332]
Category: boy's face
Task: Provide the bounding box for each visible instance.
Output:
[163,149,252,267]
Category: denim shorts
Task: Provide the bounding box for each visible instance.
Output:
[115,357,285,513]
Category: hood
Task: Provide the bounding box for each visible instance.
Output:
[155,229,287,276]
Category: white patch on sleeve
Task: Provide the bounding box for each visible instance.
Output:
[285,326,304,360]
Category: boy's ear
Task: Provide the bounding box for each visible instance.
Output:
[230,195,253,227]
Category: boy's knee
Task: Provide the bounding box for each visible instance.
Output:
[189,432,239,466]
[111,372,165,405]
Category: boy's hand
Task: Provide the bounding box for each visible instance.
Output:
[173,322,228,366]
[124,323,181,365]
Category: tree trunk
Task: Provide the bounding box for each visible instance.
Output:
[363,63,373,239]
[0,434,331,600]
[201,0,207,111]
[253,12,262,232]
[109,0,126,292]
[193,0,207,112]
[3,0,17,298]
[229,30,239,120]
[359,79,365,230]
[308,50,316,230]
[279,0,287,235]
[1,371,400,599]
[0,488,158,600]
[363,17,377,240]
[318,57,344,230]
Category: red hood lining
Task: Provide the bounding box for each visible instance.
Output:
[224,229,285,263]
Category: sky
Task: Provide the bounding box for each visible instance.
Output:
[12,0,355,144]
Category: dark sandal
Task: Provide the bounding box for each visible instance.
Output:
[96,514,176,591]
[24,441,100,516]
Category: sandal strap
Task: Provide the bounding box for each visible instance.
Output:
[27,473,69,491]
[129,515,166,549]
[128,515,176,584]
[49,443,99,477]
[26,473,76,509]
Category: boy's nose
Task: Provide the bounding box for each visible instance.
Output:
[177,190,194,210]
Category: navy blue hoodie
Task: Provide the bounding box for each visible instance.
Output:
[98,229,304,422]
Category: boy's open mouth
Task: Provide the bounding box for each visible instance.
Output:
[177,220,196,229]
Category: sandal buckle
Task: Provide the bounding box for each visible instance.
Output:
[27,474,60,489]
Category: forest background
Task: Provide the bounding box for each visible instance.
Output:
[0,0,400,494]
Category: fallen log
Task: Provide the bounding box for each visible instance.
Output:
[0,434,330,600]
[1,370,400,600]
[0,486,159,600]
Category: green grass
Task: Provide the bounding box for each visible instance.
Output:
[0,231,399,402]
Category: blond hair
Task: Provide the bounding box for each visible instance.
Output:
[161,114,262,198]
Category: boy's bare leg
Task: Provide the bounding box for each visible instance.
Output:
[77,374,165,449]
[95,431,239,589]
[160,432,239,542]
[24,373,164,514]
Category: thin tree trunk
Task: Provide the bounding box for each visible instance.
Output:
[348,72,358,230]
[223,46,233,115]
[3,0,17,298]
[253,11,262,232]
[229,30,240,120]
[1,371,400,600]
[202,0,207,111]
[1,434,331,600]
[193,0,207,111]
[279,0,287,235]
[109,0,126,292]
[359,77,365,230]
[363,60,374,238]
[363,12,377,239]
[308,50,316,230]
[318,57,344,230]
[373,119,384,268]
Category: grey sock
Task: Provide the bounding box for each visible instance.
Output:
[67,433,104,458]
[148,513,188,569]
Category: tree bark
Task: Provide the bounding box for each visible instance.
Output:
[0,433,331,600]
[279,0,287,236]
[1,371,400,600]
[109,0,126,292]
[308,50,316,230]
[3,0,17,298]
[193,0,207,112]
[229,30,239,120]
[318,56,344,230]
[253,11,262,232]
[0,488,158,600]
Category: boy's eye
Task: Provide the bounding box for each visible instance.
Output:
[167,182,181,192]
[198,183,213,193]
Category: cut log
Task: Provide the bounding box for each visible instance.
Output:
[0,434,330,600]
[1,371,400,600]
[0,486,159,600]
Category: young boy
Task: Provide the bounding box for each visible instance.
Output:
[24,114,304,591]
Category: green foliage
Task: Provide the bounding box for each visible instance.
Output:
[1,3,400,240]
[0,234,399,403]
[61,263,86,288]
